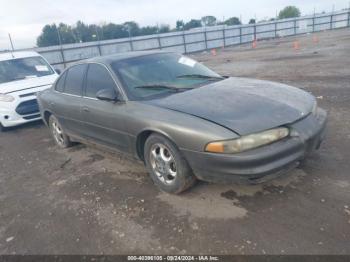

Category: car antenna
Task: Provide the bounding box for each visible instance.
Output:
[8,33,15,58]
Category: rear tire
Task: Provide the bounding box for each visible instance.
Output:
[49,115,72,148]
[144,134,196,194]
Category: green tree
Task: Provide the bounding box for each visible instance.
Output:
[37,24,60,47]
[158,24,170,33]
[139,26,158,35]
[201,16,217,26]
[74,21,95,42]
[101,23,128,39]
[248,18,256,24]
[176,20,184,30]
[123,21,140,37]
[57,23,76,44]
[278,6,301,19]
[37,23,76,47]
[184,19,202,30]
[224,17,241,26]
[89,24,102,41]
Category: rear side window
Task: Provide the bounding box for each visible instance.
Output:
[64,64,87,96]
[55,71,67,92]
[85,64,116,98]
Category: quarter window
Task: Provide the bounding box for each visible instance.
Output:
[85,64,116,98]
[64,64,87,96]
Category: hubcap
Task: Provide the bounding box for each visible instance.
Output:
[52,120,65,146]
[149,143,177,184]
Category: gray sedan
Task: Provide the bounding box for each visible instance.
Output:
[37,51,327,194]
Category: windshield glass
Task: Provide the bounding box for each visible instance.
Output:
[111,53,223,100]
[0,56,55,84]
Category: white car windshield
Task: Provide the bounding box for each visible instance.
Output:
[0,56,55,84]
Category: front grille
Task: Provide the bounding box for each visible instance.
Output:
[15,99,39,115]
[23,114,41,120]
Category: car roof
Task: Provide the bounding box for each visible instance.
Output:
[85,50,175,65]
[0,51,42,62]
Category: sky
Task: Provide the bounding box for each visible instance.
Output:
[0,0,349,49]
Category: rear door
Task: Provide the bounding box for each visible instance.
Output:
[80,63,130,152]
[50,64,87,135]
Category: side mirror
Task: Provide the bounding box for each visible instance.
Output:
[96,88,120,102]
[55,68,61,75]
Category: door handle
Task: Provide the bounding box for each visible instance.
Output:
[49,102,55,106]
[82,106,90,112]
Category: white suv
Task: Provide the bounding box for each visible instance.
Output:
[0,51,58,131]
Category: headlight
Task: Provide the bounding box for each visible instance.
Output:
[0,94,15,102]
[205,127,289,154]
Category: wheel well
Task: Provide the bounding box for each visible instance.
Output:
[136,130,153,161]
[43,111,52,125]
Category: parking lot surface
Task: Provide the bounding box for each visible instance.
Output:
[0,28,349,255]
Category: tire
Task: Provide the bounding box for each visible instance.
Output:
[49,115,72,148]
[144,134,197,194]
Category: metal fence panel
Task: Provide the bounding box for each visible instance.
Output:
[28,10,349,69]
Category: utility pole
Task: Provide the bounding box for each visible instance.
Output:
[156,22,162,50]
[8,33,14,51]
[56,25,62,46]
[95,26,102,56]
[55,24,66,68]
[331,4,335,29]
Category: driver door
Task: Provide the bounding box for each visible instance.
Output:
[80,63,130,152]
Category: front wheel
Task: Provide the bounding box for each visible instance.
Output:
[144,134,196,194]
[49,115,72,148]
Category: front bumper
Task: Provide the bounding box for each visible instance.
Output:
[182,108,327,184]
[0,99,41,127]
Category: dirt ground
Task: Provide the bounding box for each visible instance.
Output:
[1,28,350,255]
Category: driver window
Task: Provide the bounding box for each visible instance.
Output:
[85,64,117,98]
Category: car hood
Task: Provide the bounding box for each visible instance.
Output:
[0,74,58,94]
[145,77,316,135]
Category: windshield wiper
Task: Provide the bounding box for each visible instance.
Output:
[134,84,185,92]
[176,74,224,80]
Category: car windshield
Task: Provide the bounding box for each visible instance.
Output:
[0,56,55,84]
[111,53,223,100]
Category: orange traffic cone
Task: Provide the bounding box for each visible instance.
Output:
[293,41,300,51]
[252,39,257,48]
[312,36,319,44]
[211,49,217,56]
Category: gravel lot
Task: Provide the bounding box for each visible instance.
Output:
[0,28,349,255]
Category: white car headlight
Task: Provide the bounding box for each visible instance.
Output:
[0,94,15,102]
[205,127,289,154]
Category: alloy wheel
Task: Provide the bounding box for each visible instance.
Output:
[52,120,65,147]
[149,143,177,184]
